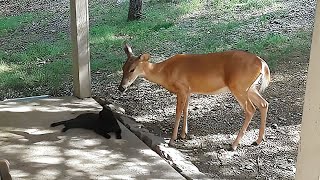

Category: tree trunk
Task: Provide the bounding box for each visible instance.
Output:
[127,0,142,21]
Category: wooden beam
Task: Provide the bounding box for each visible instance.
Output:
[70,0,91,98]
[296,0,320,179]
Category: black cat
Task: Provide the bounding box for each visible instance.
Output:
[50,106,122,139]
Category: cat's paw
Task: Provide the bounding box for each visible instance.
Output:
[103,134,111,139]
[116,134,122,139]
[50,123,57,127]
[61,127,68,132]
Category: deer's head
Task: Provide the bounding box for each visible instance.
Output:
[118,44,150,92]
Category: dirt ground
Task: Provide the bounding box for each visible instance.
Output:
[0,0,314,179]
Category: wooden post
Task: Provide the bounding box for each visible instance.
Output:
[296,0,320,179]
[70,0,91,98]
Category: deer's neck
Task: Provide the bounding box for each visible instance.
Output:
[141,61,166,86]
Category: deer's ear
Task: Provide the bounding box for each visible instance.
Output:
[139,54,151,61]
[124,43,133,57]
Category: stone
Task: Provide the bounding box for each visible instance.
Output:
[271,123,278,129]
[287,158,294,163]
[245,164,254,171]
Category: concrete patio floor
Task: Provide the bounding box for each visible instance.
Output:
[0,96,185,180]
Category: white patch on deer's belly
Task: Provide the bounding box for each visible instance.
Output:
[193,87,230,95]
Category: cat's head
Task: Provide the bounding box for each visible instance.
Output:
[99,107,114,120]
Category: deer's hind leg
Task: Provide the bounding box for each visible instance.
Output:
[248,87,269,146]
[230,88,256,151]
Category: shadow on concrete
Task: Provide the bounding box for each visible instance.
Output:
[0,97,184,180]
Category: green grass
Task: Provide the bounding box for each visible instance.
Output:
[0,0,313,98]
[0,13,34,36]
[0,11,72,92]
[209,0,275,12]
[89,0,204,72]
[89,0,311,70]
[0,57,71,91]
[0,22,71,91]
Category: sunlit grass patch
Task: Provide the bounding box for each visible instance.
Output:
[0,59,71,90]
[0,62,12,73]
[209,0,275,11]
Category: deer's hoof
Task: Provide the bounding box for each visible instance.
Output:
[227,144,237,151]
[168,139,176,147]
[180,133,190,140]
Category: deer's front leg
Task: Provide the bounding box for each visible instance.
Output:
[169,93,187,146]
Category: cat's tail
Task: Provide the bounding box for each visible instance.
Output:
[50,121,66,127]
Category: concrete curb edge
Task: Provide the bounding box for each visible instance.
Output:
[113,112,212,180]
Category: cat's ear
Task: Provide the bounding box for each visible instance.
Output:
[93,96,111,107]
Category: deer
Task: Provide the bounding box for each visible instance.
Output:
[118,44,270,151]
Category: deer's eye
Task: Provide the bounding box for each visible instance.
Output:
[129,68,135,73]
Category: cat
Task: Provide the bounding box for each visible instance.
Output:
[50,106,122,139]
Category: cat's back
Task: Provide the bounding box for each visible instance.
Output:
[66,113,99,128]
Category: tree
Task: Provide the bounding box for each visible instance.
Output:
[127,0,142,21]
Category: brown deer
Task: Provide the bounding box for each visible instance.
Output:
[118,44,270,151]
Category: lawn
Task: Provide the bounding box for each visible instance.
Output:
[0,0,312,99]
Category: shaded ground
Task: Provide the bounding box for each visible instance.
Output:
[0,0,314,179]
